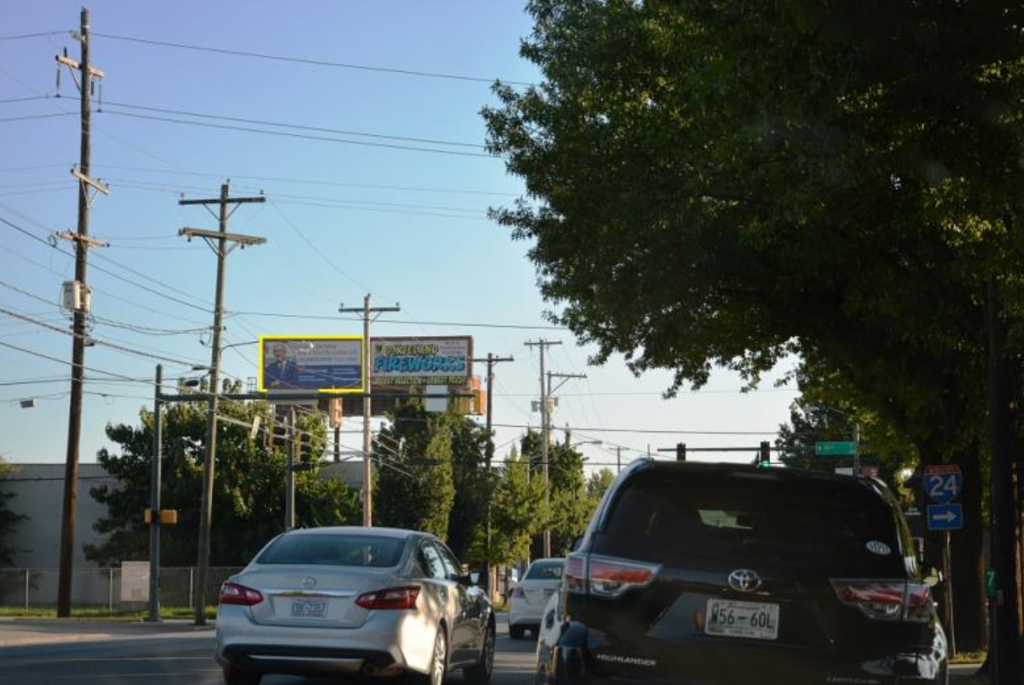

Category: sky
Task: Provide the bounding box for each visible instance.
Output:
[0,1,800,474]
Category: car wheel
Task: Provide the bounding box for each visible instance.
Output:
[222,666,261,685]
[411,625,448,685]
[509,624,525,640]
[463,621,495,684]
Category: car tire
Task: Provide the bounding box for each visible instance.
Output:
[463,621,495,684]
[222,666,261,685]
[509,624,525,640]
[411,625,448,685]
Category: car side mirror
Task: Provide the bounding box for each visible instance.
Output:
[456,573,478,587]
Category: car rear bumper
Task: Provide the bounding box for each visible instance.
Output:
[218,643,398,677]
[537,620,947,685]
[215,604,435,676]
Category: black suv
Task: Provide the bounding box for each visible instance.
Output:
[535,461,947,685]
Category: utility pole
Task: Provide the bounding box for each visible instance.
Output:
[56,8,109,618]
[339,295,400,527]
[471,352,514,601]
[147,364,163,623]
[524,340,560,558]
[180,183,266,626]
[285,408,296,530]
[616,446,621,474]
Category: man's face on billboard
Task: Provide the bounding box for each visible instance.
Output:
[272,344,287,363]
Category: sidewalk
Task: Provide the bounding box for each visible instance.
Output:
[0,618,214,648]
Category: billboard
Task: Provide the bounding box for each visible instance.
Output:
[371,336,473,388]
[259,335,364,393]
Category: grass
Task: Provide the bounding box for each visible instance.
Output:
[951,651,986,665]
[0,605,217,620]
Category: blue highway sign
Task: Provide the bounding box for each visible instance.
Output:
[927,503,963,531]
[922,466,962,505]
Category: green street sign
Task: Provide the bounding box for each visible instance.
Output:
[815,441,857,457]
[985,569,996,598]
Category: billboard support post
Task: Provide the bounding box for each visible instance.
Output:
[339,295,400,527]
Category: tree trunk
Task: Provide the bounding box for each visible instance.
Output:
[984,280,1024,684]
[951,448,987,653]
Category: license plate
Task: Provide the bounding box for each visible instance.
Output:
[705,598,779,640]
[290,599,328,618]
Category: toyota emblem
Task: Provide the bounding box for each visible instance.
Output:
[727,569,762,593]
[301,577,317,590]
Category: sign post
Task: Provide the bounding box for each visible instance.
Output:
[923,464,963,657]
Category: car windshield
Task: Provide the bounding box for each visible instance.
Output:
[526,561,564,580]
[257,534,405,567]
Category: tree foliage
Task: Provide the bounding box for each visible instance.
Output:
[0,454,26,567]
[486,446,548,566]
[374,404,457,540]
[484,0,1024,659]
[85,391,360,567]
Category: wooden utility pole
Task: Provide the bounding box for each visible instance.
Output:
[339,295,399,527]
[179,183,266,626]
[56,8,109,618]
[471,352,514,601]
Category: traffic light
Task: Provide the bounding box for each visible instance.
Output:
[676,442,686,462]
[756,441,771,468]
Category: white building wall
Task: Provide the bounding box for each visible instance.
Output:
[0,463,116,568]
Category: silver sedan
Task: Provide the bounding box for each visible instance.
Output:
[215,526,495,685]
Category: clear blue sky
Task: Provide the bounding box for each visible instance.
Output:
[0,1,798,473]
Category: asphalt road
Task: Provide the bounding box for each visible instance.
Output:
[0,616,536,685]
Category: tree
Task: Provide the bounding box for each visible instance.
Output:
[85,390,360,567]
[0,454,26,566]
[487,446,548,567]
[585,468,615,503]
[446,414,491,561]
[519,431,591,557]
[374,403,456,540]
[484,0,1024,666]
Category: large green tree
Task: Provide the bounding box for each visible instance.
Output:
[485,446,548,568]
[86,391,359,567]
[374,404,457,540]
[520,431,592,557]
[484,0,1024,667]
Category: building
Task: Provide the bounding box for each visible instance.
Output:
[0,463,116,569]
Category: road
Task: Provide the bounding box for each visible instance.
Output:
[0,616,536,685]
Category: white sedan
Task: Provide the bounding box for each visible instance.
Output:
[508,558,564,639]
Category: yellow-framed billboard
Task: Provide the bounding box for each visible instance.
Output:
[258,335,364,394]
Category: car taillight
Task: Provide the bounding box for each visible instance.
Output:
[219,581,264,606]
[831,579,932,623]
[565,553,587,594]
[510,586,525,599]
[355,585,420,610]
[564,552,660,598]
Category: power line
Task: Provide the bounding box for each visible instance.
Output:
[0,112,74,123]
[0,305,204,367]
[0,339,139,381]
[91,32,534,86]
[94,163,520,197]
[99,110,498,159]
[0,96,53,105]
[490,422,780,436]
[0,31,69,42]
[101,101,486,149]
[230,310,568,331]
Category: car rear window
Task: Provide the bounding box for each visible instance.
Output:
[526,561,564,580]
[257,534,405,567]
[600,469,903,571]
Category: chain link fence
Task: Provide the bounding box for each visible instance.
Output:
[0,566,243,612]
